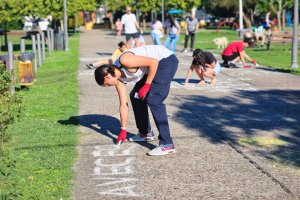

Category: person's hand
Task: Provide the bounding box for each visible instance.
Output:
[251,60,257,65]
[138,83,151,100]
[139,29,143,34]
[116,129,127,144]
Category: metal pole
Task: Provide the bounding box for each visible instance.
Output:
[63,0,69,51]
[50,29,54,51]
[37,34,42,67]
[239,0,243,37]
[41,32,46,62]
[8,41,15,94]
[31,35,37,74]
[291,0,299,69]
[20,39,25,53]
[47,29,51,54]
[162,0,164,24]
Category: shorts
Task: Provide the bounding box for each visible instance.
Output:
[222,52,240,62]
[125,32,139,41]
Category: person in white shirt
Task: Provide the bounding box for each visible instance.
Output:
[164,14,181,53]
[94,45,179,156]
[120,6,142,49]
[150,18,164,45]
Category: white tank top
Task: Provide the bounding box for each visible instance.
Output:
[114,45,173,84]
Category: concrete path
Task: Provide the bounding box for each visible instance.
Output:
[73,30,300,199]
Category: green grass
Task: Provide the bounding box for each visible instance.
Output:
[238,136,288,149]
[177,29,300,75]
[0,35,79,199]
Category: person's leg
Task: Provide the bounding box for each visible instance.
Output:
[184,33,189,49]
[151,31,156,44]
[125,34,131,49]
[190,32,195,50]
[194,66,205,85]
[147,55,178,146]
[133,33,140,47]
[203,68,216,86]
[130,76,151,134]
[171,34,180,53]
[164,35,172,50]
[154,33,161,45]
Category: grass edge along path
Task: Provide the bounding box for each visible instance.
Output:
[1,34,80,199]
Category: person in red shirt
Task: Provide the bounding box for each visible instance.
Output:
[221,39,257,68]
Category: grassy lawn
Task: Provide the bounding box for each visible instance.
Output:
[177,29,300,75]
[0,35,79,199]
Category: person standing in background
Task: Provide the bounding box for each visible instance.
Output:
[150,18,164,45]
[182,12,198,53]
[120,6,143,49]
[115,18,122,37]
[164,14,181,53]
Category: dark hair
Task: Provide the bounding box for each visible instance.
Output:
[193,49,206,65]
[166,14,178,28]
[94,64,116,86]
[118,41,125,48]
[243,37,253,45]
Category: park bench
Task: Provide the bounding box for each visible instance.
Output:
[270,31,300,44]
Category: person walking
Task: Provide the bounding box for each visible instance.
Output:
[94,45,179,156]
[164,14,181,53]
[115,18,122,37]
[120,6,143,49]
[182,12,198,53]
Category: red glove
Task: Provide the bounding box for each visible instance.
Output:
[116,129,127,144]
[244,65,252,69]
[251,60,257,65]
[138,83,151,100]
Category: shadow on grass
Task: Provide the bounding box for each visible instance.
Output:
[58,114,156,150]
[172,89,300,167]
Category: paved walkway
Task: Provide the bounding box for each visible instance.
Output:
[73,29,300,199]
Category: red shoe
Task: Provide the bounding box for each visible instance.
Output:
[244,65,252,69]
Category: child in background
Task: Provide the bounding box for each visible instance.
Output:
[185,49,221,86]
[86,41,127,69]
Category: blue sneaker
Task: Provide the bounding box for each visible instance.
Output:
[129,130,155,142]
[147,144,176,156]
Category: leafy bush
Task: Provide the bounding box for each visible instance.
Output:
[0,62,22,142]
[0,62,22,198]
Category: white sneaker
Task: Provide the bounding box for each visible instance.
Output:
[129,131,155,142]
[182,49,188,53]
[147,144,176,156]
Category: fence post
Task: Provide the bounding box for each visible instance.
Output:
[20,39,26,53]
[31,35,37,75]
[50,29,54,52]
[47,29,51,55]
[36,34,42,67]
[41,31,46,62]
[8,41,15,94]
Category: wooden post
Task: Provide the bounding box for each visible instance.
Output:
[41,31,46,62]
[36,34,42,67]
[8,41,15,94]
[20,39,26,53]
[47,29,51,54]
[50,29,54,51]
[31,35,37,75]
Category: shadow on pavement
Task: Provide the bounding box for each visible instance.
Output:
[58,114,156,150]
[173,89,300,167]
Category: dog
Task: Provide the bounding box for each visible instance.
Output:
[213,37,228,49]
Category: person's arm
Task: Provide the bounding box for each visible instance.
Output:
[205,61,216,69]
[176,21,181,35]
[120,53,158,85]
[115,80,128,131]
[185,64,195,84]
[195,20,199,32]
[185,20,188,35]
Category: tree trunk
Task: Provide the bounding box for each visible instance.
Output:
[277,11,282,31]
[243,15,252,28]
[282,9,286,31]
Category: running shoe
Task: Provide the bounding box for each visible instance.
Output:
[147,144,176,156]
[128,130,155,142]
